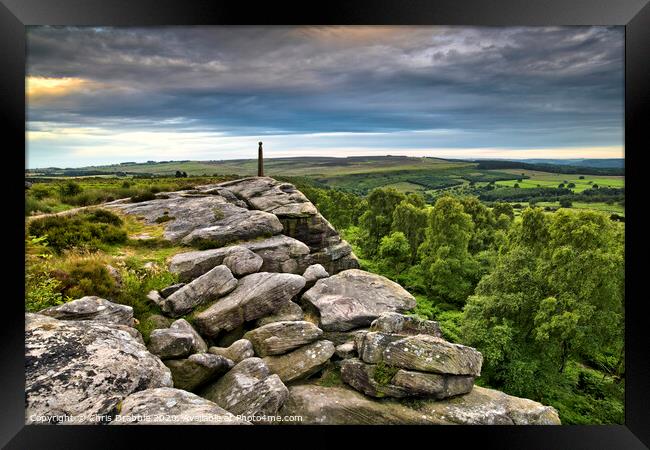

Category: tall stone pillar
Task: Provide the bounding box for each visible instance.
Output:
[258,142,264,177]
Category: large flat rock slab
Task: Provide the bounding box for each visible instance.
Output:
[302,269,417,331]
[278,383,560,425]
[114,387,249,425]
[278,384,449,425]
[39,296,134,327]
[26,314,172,424]
[106,192,282,247]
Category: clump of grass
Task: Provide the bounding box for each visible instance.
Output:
[50,252,120,300]
[154,213,175,223]
[373,361,399,386]
[213,207,225,220]
[317,366,343,387]
[130,191,157,203]
[27,209,127,253]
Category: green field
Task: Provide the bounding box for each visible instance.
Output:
[50,156,474,178]
[535,201,625,216]
[494,169,624,192]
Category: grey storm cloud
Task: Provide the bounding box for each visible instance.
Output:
[26,25,623,146]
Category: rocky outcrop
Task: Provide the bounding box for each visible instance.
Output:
[302,269,417,331]
[26,177,562,426]
[279,383,560,425]
[39,296,134,327]
[26,313,172,424]
[162,265,237,317]
[109,178,358,275]
[244,321,323,356]
[262,340,335,383]
[340,358,474,399]
[106,192,283,246]
[192,272,306,338]
[343,313,482,400]
[199,357,289,419]
[114,388,249,425]
[164,353,233,391]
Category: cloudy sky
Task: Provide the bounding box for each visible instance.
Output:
[26,26,624,168]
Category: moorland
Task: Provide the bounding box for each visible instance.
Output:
[25,155,625,424]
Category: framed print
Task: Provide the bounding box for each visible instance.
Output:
[2,0,648,448]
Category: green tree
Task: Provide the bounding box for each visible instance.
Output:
[459,196,498,254]
[378,231,411,274]
[418,196,479,305]
[462,208,624,399]
[493,202,515,221]
[359,187,406,256]
[392,201,427,263]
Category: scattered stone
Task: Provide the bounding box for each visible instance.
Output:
[255,301,304,327]
[263,340,336,383]
[26,314,172,424]
[241,235,311,274]
[222,247,264,277]
[322,329,368,346]
[355,331,403,364]
[339,358,413,398]
[382,335,483,376]
[370,312,442,337]
[208,339,254,363]
[169,318,208,353]
[146,290,165,308]
[160,283,186,298]
[105,264,122,287]
[302,269,416,331]
[147,329,195,360]
[391,369,474,399]
[244,321,323,356]
[39,296,134,327]
[114,388,249,425]
[302,264,329,289]
[192,272,306,338]
[163,265,237,317]
[199,357,289,419]
[169,246,264,282]
[334,341,356,359]
[164,353,234,391]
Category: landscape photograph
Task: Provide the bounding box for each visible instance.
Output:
[25,25,624,425]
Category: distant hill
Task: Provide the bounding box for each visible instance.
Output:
[514,158,624,169]
[473,159,623,176]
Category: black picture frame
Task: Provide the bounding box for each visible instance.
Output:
[2,0,648,448]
